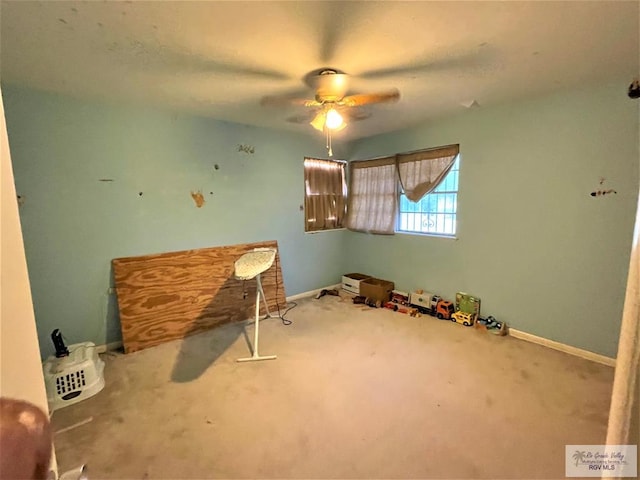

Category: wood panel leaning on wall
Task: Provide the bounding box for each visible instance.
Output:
[112,240,286,353]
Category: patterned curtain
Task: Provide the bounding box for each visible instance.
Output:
[396,144,459,202]
[345,156,397,234]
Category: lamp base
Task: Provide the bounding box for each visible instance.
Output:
[237,354,277,363]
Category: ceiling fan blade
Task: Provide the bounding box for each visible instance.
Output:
[317,2,366,63]
[341,89,400,107]
[287,108,371,124]
[109,39,291,81]
[193,59,290,81]
[260,95,316,107]
[319,12,340,64]
[345,109,372,121]
[286,113,315,124]
[358,48,496,80]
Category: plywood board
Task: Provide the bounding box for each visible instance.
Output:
[112,241,286,353]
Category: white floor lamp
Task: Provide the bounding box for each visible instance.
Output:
[234,247,278,362]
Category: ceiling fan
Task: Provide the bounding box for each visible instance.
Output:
[261,68,400,155]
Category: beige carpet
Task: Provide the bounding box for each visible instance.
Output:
[51,294,614,479]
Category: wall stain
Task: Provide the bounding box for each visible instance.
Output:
[191,190,205,208]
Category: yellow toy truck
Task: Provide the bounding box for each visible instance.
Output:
[451,311,475,327]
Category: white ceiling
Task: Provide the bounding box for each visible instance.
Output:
[1,1,638,140]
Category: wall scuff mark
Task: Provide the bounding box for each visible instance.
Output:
[238,144,255,154]
[591,189,617,197]
[591,177,617,197]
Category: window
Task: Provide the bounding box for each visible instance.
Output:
[303,158,346,232]
[397,155,460,236]
[342,144,459,236]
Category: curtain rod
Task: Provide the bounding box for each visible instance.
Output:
[398,143,459,156]
[304,157,347,164]
[349,143,459,163]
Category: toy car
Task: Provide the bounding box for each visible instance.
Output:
[384,301,420,317]
[391,290,410,305]
[384,301,401,311]
[476,315,507,335]
[451,311,475,326]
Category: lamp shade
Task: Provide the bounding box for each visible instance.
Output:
[309,108,347,132]
[325,108,344,130]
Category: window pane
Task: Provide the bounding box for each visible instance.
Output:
[397,154,459,236]
[444,215,455,235]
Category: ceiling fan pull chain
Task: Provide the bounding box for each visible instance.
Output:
[326,128,333,157]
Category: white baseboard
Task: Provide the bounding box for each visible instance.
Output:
[98,300,616,369]
[285,283,342,302]
[509,328,616,367]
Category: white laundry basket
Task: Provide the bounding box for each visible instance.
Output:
[43,342,105,412]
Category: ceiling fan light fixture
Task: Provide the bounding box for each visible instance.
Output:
[310,112,326,132]
[266,68,399,155]
[315,71,349,101]
[325,108,344,130]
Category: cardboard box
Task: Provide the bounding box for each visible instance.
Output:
[360,277,395,304]
[341,273,371,295]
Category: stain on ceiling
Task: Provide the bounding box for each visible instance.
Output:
[1,1,638,140]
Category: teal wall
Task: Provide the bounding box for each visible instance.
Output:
[4,81,638,360]
[2,86,348,358]
[345,81,639,358]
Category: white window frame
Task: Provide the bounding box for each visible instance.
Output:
[396,155,460,238]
